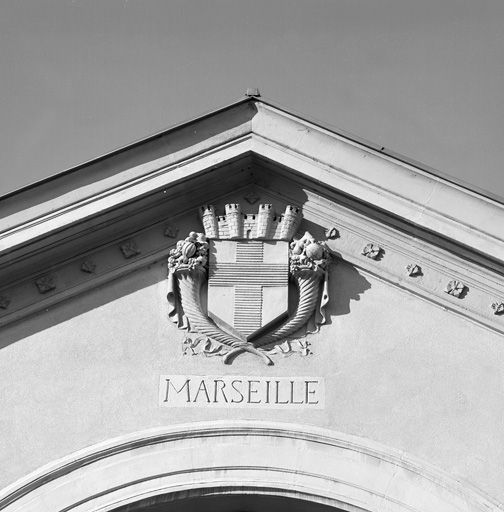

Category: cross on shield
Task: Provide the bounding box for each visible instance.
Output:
[207,240,289,341]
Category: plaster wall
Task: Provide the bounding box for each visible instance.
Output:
[0,258,503,503]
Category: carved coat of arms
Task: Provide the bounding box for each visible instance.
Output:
[167,203,330,364]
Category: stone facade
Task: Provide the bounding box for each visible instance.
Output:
[0,97,503,512]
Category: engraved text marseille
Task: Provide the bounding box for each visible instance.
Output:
[159,375,324,408]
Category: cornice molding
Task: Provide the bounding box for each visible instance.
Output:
[0,137,253,258]
[1,101,502,265]
[264,183,504,335]
[0,101,502,332]
[0,184,502,337]
[250,105,504,262]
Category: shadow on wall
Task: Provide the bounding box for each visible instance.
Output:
[0,252,370,351]
[0,261,166,350]
[298,219,371,321]
[0,211,372,350]
[326,255,371,319]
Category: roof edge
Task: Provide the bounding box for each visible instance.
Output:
[1,94,502,206]
[0,96,253,202]
[256,96,504,206]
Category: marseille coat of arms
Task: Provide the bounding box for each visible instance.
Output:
[167,203,330,364]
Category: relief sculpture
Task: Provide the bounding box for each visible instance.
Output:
[167,203,330,364]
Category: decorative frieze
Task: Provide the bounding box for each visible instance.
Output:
[325,227,339,240]
[491,302,504,315]
[163,225,179,238]
[296,189,503,335]
[0,222,180,326]
[119,239,140,259]
[445,280,467,298]
[361,243,382,260]
[80,259,97,274]
[35,275,56,294]
[244,190,260,204]
[406,264,422,277]
[0,193,502,339]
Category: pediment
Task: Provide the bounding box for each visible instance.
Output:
[0,98,503,336]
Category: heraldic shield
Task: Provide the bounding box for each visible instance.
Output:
[167,203,330,365]
[207,239,289,341]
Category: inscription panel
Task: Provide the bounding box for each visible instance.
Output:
[159,375,324,409]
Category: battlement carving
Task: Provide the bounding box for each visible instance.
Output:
[199,203,301,240]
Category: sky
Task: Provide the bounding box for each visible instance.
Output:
[0,0,503,199]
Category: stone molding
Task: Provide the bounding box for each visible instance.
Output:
[0,137,253,259]
[294,188,504,335]
[0,99,502,334]
[1,100,502,265]
[0,421,499,512]
[251,103,504,261]
[0,227,176,328]
[0,186,503,336]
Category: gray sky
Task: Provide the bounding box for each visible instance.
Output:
[1,0,503,199]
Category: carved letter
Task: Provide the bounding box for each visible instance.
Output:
[274,380,289,404]
[164,378,191,403]
[305,380,319,405]
[247,380,261,404]
[231,379,244,403]
[213,379,228,403]
[265,380,271,404]
[290,380,304,404]
[193,379,211,403]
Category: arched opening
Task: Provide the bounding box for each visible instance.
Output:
[0,421,494,512]
[112,492,349,512]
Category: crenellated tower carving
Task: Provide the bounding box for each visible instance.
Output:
[280,205,301,240]
[200,205,219,238]
[199,203,301,240]
[225,203,243,239]
[256,204,273,238]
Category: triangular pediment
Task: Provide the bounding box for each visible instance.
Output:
[0,97,502,334]
[2,97,504,510]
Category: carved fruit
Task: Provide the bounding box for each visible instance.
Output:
[181,241,197,260]
[290,240,304,255]
[305,242,324,260]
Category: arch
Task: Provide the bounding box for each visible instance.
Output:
[0,421,498,512]
[111,491,354,512]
